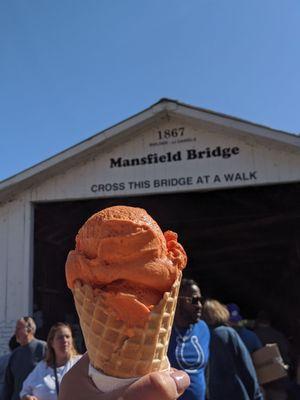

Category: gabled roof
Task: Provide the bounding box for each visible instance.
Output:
[1,98,300,203]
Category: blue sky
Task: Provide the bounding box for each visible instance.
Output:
[1,0,299,182]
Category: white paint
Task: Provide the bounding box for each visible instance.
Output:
[0,319,15,356]
[0,205,9,321]
[6,200,31,319]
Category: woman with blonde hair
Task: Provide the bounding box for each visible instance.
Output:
[202,299,263,400]
[202,299,230,326]
[20,322,81,400]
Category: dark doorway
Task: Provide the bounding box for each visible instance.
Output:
[33,182,300,351]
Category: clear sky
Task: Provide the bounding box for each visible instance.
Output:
[1,0,300,182]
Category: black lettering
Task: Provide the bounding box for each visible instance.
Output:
[232,147,240,155]
[213,174,221,183]
[110,158,122,168]
[91,185,98,192]
[152,177,193,188]
[211,147,221,157]
[131,158,140,166]
[187,149,197,159]
[147,154,155,164]
[128,180,151,190]
[222,148,232,159]
[249,171,257,180]
[110,146,240,169]
[242,173,249,181]
[173,151,182,161]
[90,182,126,192]
[224,173,234,182]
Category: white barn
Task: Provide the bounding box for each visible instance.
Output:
[1,99,300,354]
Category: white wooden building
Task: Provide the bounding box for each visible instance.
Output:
[1,99,300,354]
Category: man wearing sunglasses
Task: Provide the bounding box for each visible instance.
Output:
[168,278,210,400]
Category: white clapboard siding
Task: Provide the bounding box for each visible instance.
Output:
[0,204,9,321]
[0,200,32,354]
[5,200,31,319]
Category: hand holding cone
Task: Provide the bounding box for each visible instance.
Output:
[66,206,187,378]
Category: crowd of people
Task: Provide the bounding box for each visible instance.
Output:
[0,278,299,400]
[168,278,299,400]
[1,318,81,400]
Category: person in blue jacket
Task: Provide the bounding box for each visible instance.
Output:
[168,278,210,400]
[202,299,264,400]
[227,303,263,354]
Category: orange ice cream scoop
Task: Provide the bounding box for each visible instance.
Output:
[65,205,187,327]
[102,281,162,328]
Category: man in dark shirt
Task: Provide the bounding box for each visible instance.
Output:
[254,311,291,400]
[3,316,46,400]
[254,311,290,366]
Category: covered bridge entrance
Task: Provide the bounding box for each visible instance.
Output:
[34,181,300,350]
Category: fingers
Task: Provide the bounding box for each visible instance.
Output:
[122,370,190,400]
[59,354,190,400]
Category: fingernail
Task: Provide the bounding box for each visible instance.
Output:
[170,371,190,395]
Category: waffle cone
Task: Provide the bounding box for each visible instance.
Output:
[72,273,181,378]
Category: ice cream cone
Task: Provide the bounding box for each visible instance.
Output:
[73,273,181,378]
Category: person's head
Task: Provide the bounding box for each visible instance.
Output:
[227,303,243,326]
[175,278,203,327]
[202,299,230,327]
[45,322,78,366]
[15,316,36,346]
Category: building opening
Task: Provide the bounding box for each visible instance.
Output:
[33,182,300,354]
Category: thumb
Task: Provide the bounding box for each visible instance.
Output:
[122,370,190,400]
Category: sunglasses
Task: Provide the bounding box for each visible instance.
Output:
[179,296,204,305]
